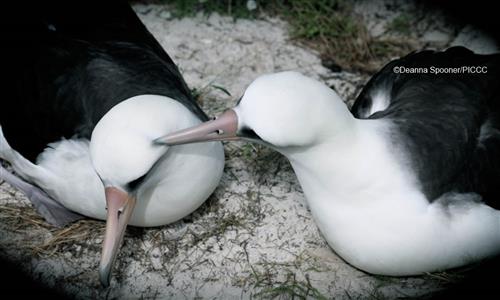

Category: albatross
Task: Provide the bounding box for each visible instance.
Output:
[156,46,500,276]
[0,0,224,285]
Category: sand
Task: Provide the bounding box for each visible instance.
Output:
[1,1,497,299]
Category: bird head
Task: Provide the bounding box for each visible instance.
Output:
[155,71,352,152]
[89,94,196,286]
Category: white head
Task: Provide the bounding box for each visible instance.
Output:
[91,95,172,188]
[89,94,197,286]
[156,71,354,152]
[234,71,352,148]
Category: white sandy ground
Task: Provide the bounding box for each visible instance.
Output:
[1,1,498,299]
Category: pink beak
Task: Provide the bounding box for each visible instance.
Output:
[99,187,136,286]
[155,109,239,146]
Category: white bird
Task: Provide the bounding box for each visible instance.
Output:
[156,47,500,276]
[0,0,224,286]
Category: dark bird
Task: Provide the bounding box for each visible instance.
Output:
[0,0,224,286]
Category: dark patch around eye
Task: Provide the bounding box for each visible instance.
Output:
[236,95,244,105]
[240,126,263,141]
[128,174,147,191]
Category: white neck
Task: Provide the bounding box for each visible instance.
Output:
[285,120,421,208]
[280,119,500,275]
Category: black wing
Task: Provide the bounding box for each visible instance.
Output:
[0,0,206,162]
[352,47,500,208]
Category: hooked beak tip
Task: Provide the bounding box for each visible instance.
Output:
[99,187,135,287]
[99,265,111,287]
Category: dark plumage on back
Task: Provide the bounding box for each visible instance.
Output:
[351,47,500,208]
[1,1,206,162]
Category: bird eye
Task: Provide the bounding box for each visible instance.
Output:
[240,126,262,141]
[236,95,244,105]
[127,174,147,190]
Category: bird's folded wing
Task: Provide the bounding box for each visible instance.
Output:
[1,165,84,227]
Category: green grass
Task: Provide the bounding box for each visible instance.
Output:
[236,248,332,299]
[276,0,357,39]
[387,14,412,35]
[191,82,231,103]
[156,0,415,73]
[275,0,378,71]
[251,269,328,299]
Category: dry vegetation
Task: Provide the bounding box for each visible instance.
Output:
[158,0,420,73]
[0,1,487,298]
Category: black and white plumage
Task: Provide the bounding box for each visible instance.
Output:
[0,1,224,286]
[352,47,500,209]
[158,46,500,276]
